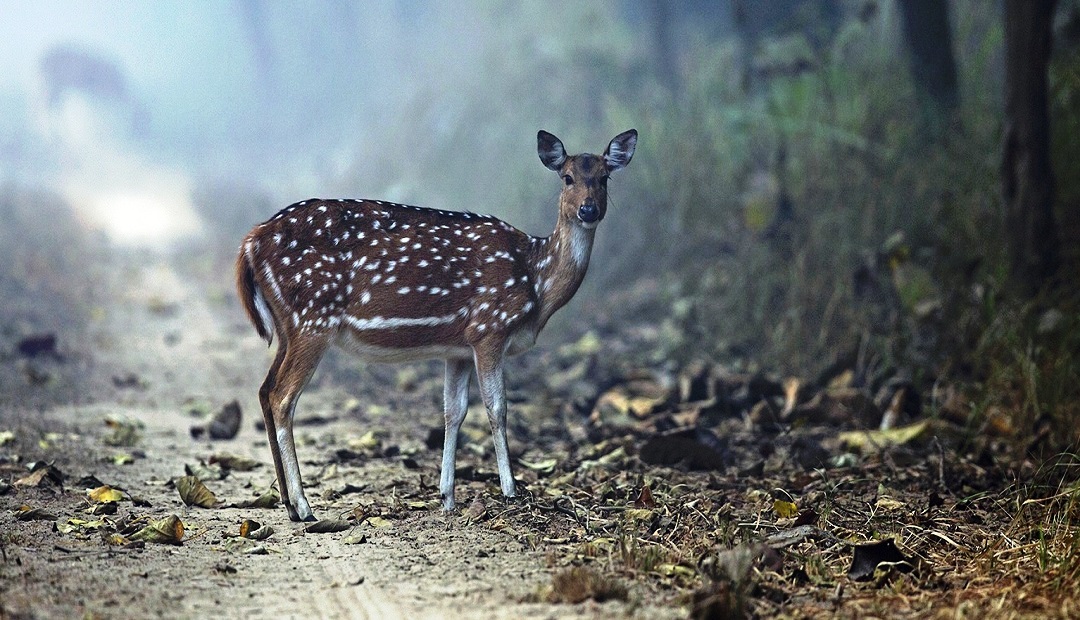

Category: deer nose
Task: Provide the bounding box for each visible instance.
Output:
[578,202,600,224]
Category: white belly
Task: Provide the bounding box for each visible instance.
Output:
[333,329,472,363]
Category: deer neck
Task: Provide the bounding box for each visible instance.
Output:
[530,217,596,331]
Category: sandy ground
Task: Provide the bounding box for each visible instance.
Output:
[0,248,673,619]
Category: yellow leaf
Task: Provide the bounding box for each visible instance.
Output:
[348,431,381,450]
[106,533,130,546]
[176,475,217,508]
[875,496,905,512]
[365,516,392,528]
[773,500,798,519]
[518,457,558,474]
[111,452,135,465]
[88,485,125,503]
[838,420,930,454]
[623,509,655,523]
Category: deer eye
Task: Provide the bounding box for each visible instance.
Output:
[563,175,574,186]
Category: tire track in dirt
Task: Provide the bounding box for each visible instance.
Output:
[95,252,424,619]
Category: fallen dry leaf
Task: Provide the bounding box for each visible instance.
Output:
[305,519,352,534]
[518,457,558,475]
[365,516,393,529]
[342,532,368,545]
[231,487,279,509]
[88,485,125,504]
[839,420,931,454]
[224,537,267,554]
[176,475,218,508]
[15,506,57,521]
[131,515,184,545]
[639,428,729,470]
[240,519,274,540]
[773,500,798,519]
[848,539,911,581]
[14,463,64,488]
[208,453,261,471]
[103,416,143,447]
[635,484,656,509]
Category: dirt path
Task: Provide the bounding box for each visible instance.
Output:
[0,249,664,619]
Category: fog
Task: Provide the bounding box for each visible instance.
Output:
[1,1,1017,378]
[2,1,661,246]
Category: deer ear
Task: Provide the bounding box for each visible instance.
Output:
[537,131,567,171]
[604,129,637,172]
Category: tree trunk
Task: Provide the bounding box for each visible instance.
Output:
[898,0,960,140]
[1002,0,1060,297]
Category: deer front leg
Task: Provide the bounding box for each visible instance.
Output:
[472,346,517,500]
[440,358,472,511]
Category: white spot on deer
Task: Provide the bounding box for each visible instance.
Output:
[361,290,371,304]
[372,273,382,284]
[282,256,291,266]
[385,275,397,285]
[418,259,429,268]
[398,287,410,294]
[505,277,516,287]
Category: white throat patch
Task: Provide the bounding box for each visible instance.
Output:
[569,225,593,268]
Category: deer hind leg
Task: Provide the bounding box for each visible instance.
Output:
[258,343,290,517]
[440,358,472,511]
[472,345,516,500]
[261,336,329,522]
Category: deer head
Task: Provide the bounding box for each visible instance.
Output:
[538,129,638,230]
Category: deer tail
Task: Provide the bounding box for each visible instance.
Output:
[236,241,274,345]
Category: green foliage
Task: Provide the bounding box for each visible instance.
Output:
[612,2,1077,444]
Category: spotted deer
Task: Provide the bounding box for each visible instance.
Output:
[236,130,637,521]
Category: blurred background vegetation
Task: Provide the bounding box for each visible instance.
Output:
[1,1,1077,448]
